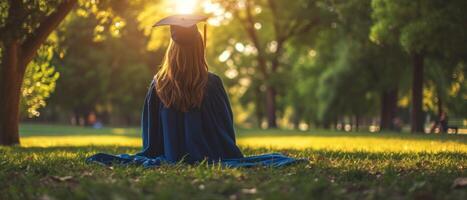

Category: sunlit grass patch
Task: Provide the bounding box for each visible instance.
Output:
[237,135,467,153]
[19,124,467,154]
[20,134,467,153]
[21,136,141,147]
[19,124,142,147]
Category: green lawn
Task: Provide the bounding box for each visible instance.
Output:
[1,124,466,199]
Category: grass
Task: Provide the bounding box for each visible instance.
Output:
[1,124,466,199]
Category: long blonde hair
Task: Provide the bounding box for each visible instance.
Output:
[155,32,208,112]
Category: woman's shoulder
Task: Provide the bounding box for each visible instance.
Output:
[208,72,223,85]
[206,72,225,93]
[208,72,221,81]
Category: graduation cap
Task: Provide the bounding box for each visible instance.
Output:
[153,14,209,47]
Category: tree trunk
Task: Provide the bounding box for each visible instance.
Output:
[265,85,277,128]
[292,108,300,130]
[0,41,24,145]
[254,85,263,128]
[0,0,77,146]
[333,117,339,130]
[411,53,424,133]
[437,94,443,117]
[380,88,398,131]
[322,120,331,129]
[355,115,359,132]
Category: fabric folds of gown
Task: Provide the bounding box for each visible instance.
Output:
[87,73,304,168]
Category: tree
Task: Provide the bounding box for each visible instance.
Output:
[370,0,467,133]
[290,0,408,130]
[0,0,77,145]
[330,0,408,132]
[216,0,324,128]
[48,1,156,126]
[424,56,466,126]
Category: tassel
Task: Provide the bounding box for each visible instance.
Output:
[204,23,208,47]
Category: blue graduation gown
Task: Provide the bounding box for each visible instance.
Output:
[87,73,303,168]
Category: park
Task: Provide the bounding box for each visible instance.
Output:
[0,0,466,199]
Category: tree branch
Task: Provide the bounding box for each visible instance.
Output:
[286,17,319,40]
[0,0,27,41]
[266,0,283,42]
[243,0,268,78]
[20,0,77,68]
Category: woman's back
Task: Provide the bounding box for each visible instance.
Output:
[142,72,243,163]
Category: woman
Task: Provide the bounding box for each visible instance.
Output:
[87,15,302,168]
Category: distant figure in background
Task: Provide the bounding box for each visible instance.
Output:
[392,117,403,132]
[439,112,449,133]
[87,15,303,168]
[93,121,103,129]
[430,111,449,134]
[87,112,97,126]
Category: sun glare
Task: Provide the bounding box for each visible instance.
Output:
[173,0,198,14]
[167,0,229,26]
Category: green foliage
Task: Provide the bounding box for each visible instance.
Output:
[43,1,156,124]
[21,38,60,118]
[0,1,7,26]
[289,0,408,125]
[3,0,464,127]
[52,11,112,113]
[441,62,467,117]
[371,0,467,55]
[205,0,328,125]
[370,0,467,118]
[134,0,167,51]
[0,0,130,120]
[0,0,66,119]
[0,0,66,41]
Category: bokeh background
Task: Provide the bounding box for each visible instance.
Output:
[1,0,466,134]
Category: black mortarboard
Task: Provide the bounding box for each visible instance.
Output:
[153,14,209,46]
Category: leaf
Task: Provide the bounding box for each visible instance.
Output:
[452,177,467,189]
[228,194,238,200]
[409,181,426,192]
[81,171,93,177]
[198,184,205,190]
[38,194,54,200]
[51,175,74,182]
[241,188,257,194]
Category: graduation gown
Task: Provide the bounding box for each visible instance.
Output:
[87,73,303,168]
